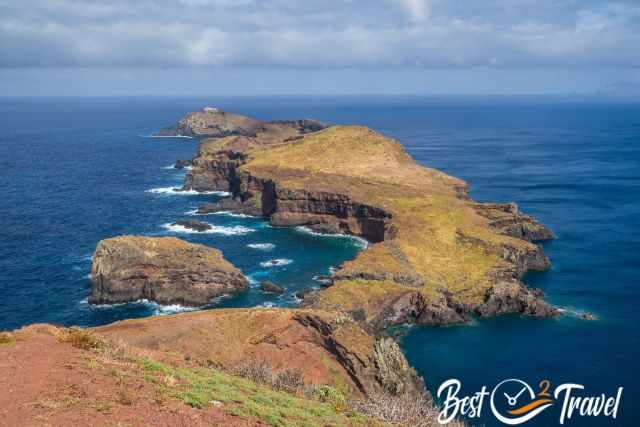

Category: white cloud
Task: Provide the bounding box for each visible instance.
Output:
[399,0,430,23]
[0,0,638,68]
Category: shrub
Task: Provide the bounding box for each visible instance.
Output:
[273,368,305,394]
[352,391,464,427]
[313,385,347,412]
[62,328,103,351]
[232,358,273,385]
[0,332,15,346]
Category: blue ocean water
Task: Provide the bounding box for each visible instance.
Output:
[0,96,638,426]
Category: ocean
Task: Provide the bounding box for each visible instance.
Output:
[0,96,637,426]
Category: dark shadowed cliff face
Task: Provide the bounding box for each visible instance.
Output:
[178,120,556,330]
[89,236,249,306]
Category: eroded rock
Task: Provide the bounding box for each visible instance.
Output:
[89,236,249,306]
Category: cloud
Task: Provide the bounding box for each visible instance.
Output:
[398,0,430,23]
[0,0,638,69]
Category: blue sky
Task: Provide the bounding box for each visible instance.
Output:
[1,0,639,96]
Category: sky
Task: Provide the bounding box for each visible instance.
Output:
[1,0,639,96]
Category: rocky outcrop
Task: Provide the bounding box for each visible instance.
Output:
[94,308,425,399]
[159,107,326,140]
[177,118,558,329]
[172,219,211,232]
[472,202,555,241]
[173,159,193,169]
[89,236,249,306]
[260,281,284,294]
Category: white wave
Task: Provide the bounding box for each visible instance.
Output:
[258,302,276,308]
[162,222,255,235]
[84,274,91,280]
[139,134,195,139]
[260,258,293,268]
[294,226,369,249]
[147,186,230,196]
[214,211,256,218]
[247,243,276,251]
[82,297,197,314]
[154,303,198,315]
[164,164,192,171]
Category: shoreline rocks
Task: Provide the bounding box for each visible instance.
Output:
[173,159,193,169]
[172,219,211,232]
[89,236,249,306]
[260,281,284,294]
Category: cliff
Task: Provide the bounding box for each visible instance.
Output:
[94,308,424,400]
[1,322,421,426]
[182,124,557,329]
[89,236,249,306]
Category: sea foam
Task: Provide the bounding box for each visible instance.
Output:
[259,258,293,268]
[139,134,194,139]
[247,243,276,251]
[162,223,255,235]
[147,186,230,196]
[294,226,369,249]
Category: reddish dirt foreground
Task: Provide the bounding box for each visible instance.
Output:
[0,324,262,427]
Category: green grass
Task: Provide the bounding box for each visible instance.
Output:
[138,357,383,427]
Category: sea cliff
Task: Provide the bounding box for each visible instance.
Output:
[181,117,557,330]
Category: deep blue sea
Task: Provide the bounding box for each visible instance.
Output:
[0,96,638,426]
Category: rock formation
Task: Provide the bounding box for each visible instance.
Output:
[172,219,211,232]
[89,236,249,306]
[173,159,193,169]
[157,106,326,140]
[177,120,557,329]
[94,308,425,399]
[260,281,284,294]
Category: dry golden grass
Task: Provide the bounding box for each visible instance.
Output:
[237,125,541,310]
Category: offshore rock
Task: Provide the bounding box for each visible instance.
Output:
[89,236,249,306]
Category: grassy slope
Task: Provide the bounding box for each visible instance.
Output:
[1,325,386,427]
[241,126,541,311]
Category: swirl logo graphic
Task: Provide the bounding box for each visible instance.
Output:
[490,379,554,425]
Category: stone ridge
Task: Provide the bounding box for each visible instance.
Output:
[181,120,558,329]
[89,236,249,306]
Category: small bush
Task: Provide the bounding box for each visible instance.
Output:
[273,368,305,394]
[232,358,274,385]
[313,385,347,412]
[0,332,15,346]
[352,392,463,427]
[62,329,103,351]
[232,359,305,394]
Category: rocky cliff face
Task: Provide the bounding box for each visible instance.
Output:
[180,123,558,330]
[89,236,249,306]
[94,308,425,400]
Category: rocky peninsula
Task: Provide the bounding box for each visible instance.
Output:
[1,107,555,426]
[179,110,557,330]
